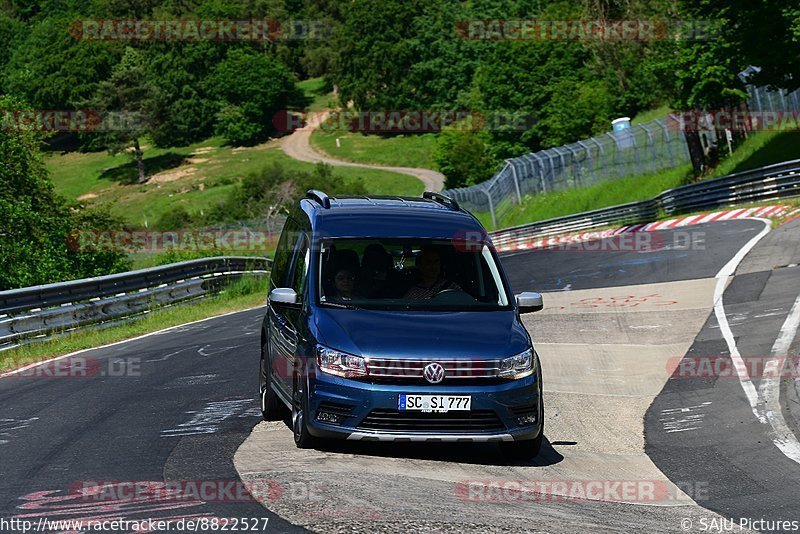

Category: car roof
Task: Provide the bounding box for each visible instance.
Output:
[299,195,487,239]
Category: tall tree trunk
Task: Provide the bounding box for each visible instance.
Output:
[134,137,147,184]
[684,130,706,180]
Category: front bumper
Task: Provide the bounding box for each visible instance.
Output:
[305,371,542,442]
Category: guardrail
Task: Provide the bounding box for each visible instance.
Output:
[0,256,270,351]
[490,159,800,249]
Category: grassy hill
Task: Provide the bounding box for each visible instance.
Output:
[311,129,438,170]
[46,136,423,229]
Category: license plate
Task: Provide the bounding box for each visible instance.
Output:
[398,394,472,413]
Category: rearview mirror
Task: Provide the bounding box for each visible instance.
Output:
[516,292,543,314]
[269,287,298,305]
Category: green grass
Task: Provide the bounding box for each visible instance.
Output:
[0,277,268,372]
[477,164,692,230]
[46,136,422,228]
[710,131,800,177]
[311,129,438,170]
[297,77,336,112]
[631,105,672,125]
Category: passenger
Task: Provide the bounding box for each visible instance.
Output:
[330,267,357,301]
[403,248,461,299]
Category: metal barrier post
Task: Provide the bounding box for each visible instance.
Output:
[508,160,522,204]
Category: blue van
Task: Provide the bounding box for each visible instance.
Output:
[259,191,545,458]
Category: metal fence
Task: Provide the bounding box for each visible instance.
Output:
[445,85,800,227]
[747,85,800,114]
[0,256,270,351]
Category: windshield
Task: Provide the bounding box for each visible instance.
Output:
[317,238,510,311]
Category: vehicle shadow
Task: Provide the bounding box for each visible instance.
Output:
[314,436,563,467]
[280,414,564,467]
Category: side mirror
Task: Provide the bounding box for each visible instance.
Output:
[269,287,298,305]
[516,292,543,314]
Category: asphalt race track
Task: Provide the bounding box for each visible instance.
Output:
[1,217,799,533]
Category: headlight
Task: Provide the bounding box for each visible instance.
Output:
[317,345,367,378]
[498,348,536,379]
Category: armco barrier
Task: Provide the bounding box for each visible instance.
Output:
[490,159,800,249]
[0,256,270,350]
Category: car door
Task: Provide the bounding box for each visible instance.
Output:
[269,228,310,398]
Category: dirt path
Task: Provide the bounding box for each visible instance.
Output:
[280,111,445,192]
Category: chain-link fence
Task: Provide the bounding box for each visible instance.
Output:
[444,85,800,227]
[747,85,800,114]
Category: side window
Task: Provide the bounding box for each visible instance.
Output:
[290,235,310,301]
[271,217,301,289]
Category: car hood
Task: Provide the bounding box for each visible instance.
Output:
[313,308,530,359]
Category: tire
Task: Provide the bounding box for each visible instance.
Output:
[292,371,318,449]
[260,341,284,421]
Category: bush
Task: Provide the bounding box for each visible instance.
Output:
[434,130,499,189]
[214,104,264,146]
[155,205,196,230]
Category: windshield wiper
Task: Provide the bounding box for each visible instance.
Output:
[321,301,362,310]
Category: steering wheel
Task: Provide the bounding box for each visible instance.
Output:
[435,288,460,296]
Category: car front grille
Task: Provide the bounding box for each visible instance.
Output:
[357,409,506,433]
[365,357,502,380]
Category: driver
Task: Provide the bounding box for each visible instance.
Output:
[403,247,461,299]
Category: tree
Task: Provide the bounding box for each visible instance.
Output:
[671,0,800,108]
[144,41,227,147]
[0,95,129,290]
[0,12,23,90]
[85,47,161,183]
[666,0,800,174]
[3,15,122,109]
[205,47,299,145]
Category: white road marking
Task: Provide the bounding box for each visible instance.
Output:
[197,344,244,357]
[713,218,772,423]
[714,217,800,465]
[144,347,192,363]
[162,398,257,437]
[659,402,712,433]
[758,293,800,463]
[0,417,39,445]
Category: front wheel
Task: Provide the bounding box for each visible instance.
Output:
[292,373,318,449]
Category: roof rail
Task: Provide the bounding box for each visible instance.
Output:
[423,191,460,211]
[306,189,331,209]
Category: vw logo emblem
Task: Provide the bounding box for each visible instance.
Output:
[423,362,445,384]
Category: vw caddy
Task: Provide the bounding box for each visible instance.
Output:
[259,190,545,458]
